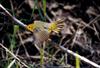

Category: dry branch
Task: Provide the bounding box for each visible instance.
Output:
[59,45,100,68]
[0,43,29,68]
[0,4,27,29]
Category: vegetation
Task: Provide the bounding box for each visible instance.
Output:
[0,0,100,68]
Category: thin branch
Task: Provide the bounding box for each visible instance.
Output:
[82,14,100,30]
[58,45,100,68]
[0,43,29,68]
[0,4,27,29]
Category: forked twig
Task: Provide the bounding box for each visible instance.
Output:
[82,14,100,30]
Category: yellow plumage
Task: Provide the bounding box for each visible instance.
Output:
[26,19,64,33]
[26,23,36,32]
[26,19,65,43]
[48,22,60,33]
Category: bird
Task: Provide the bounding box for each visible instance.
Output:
[26,19,65,45]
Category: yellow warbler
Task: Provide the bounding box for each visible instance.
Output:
[26,19,65,33]
[26,19,65,44]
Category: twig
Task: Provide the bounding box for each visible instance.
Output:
[93,24,100,40]
[10,0,15,16]
[58,45,100,68]
[0,43,29,68]
[0,4,27,29]
[82,14,100,30]
[18,32,31,58]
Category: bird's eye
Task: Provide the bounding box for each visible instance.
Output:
[26,23,36,32]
